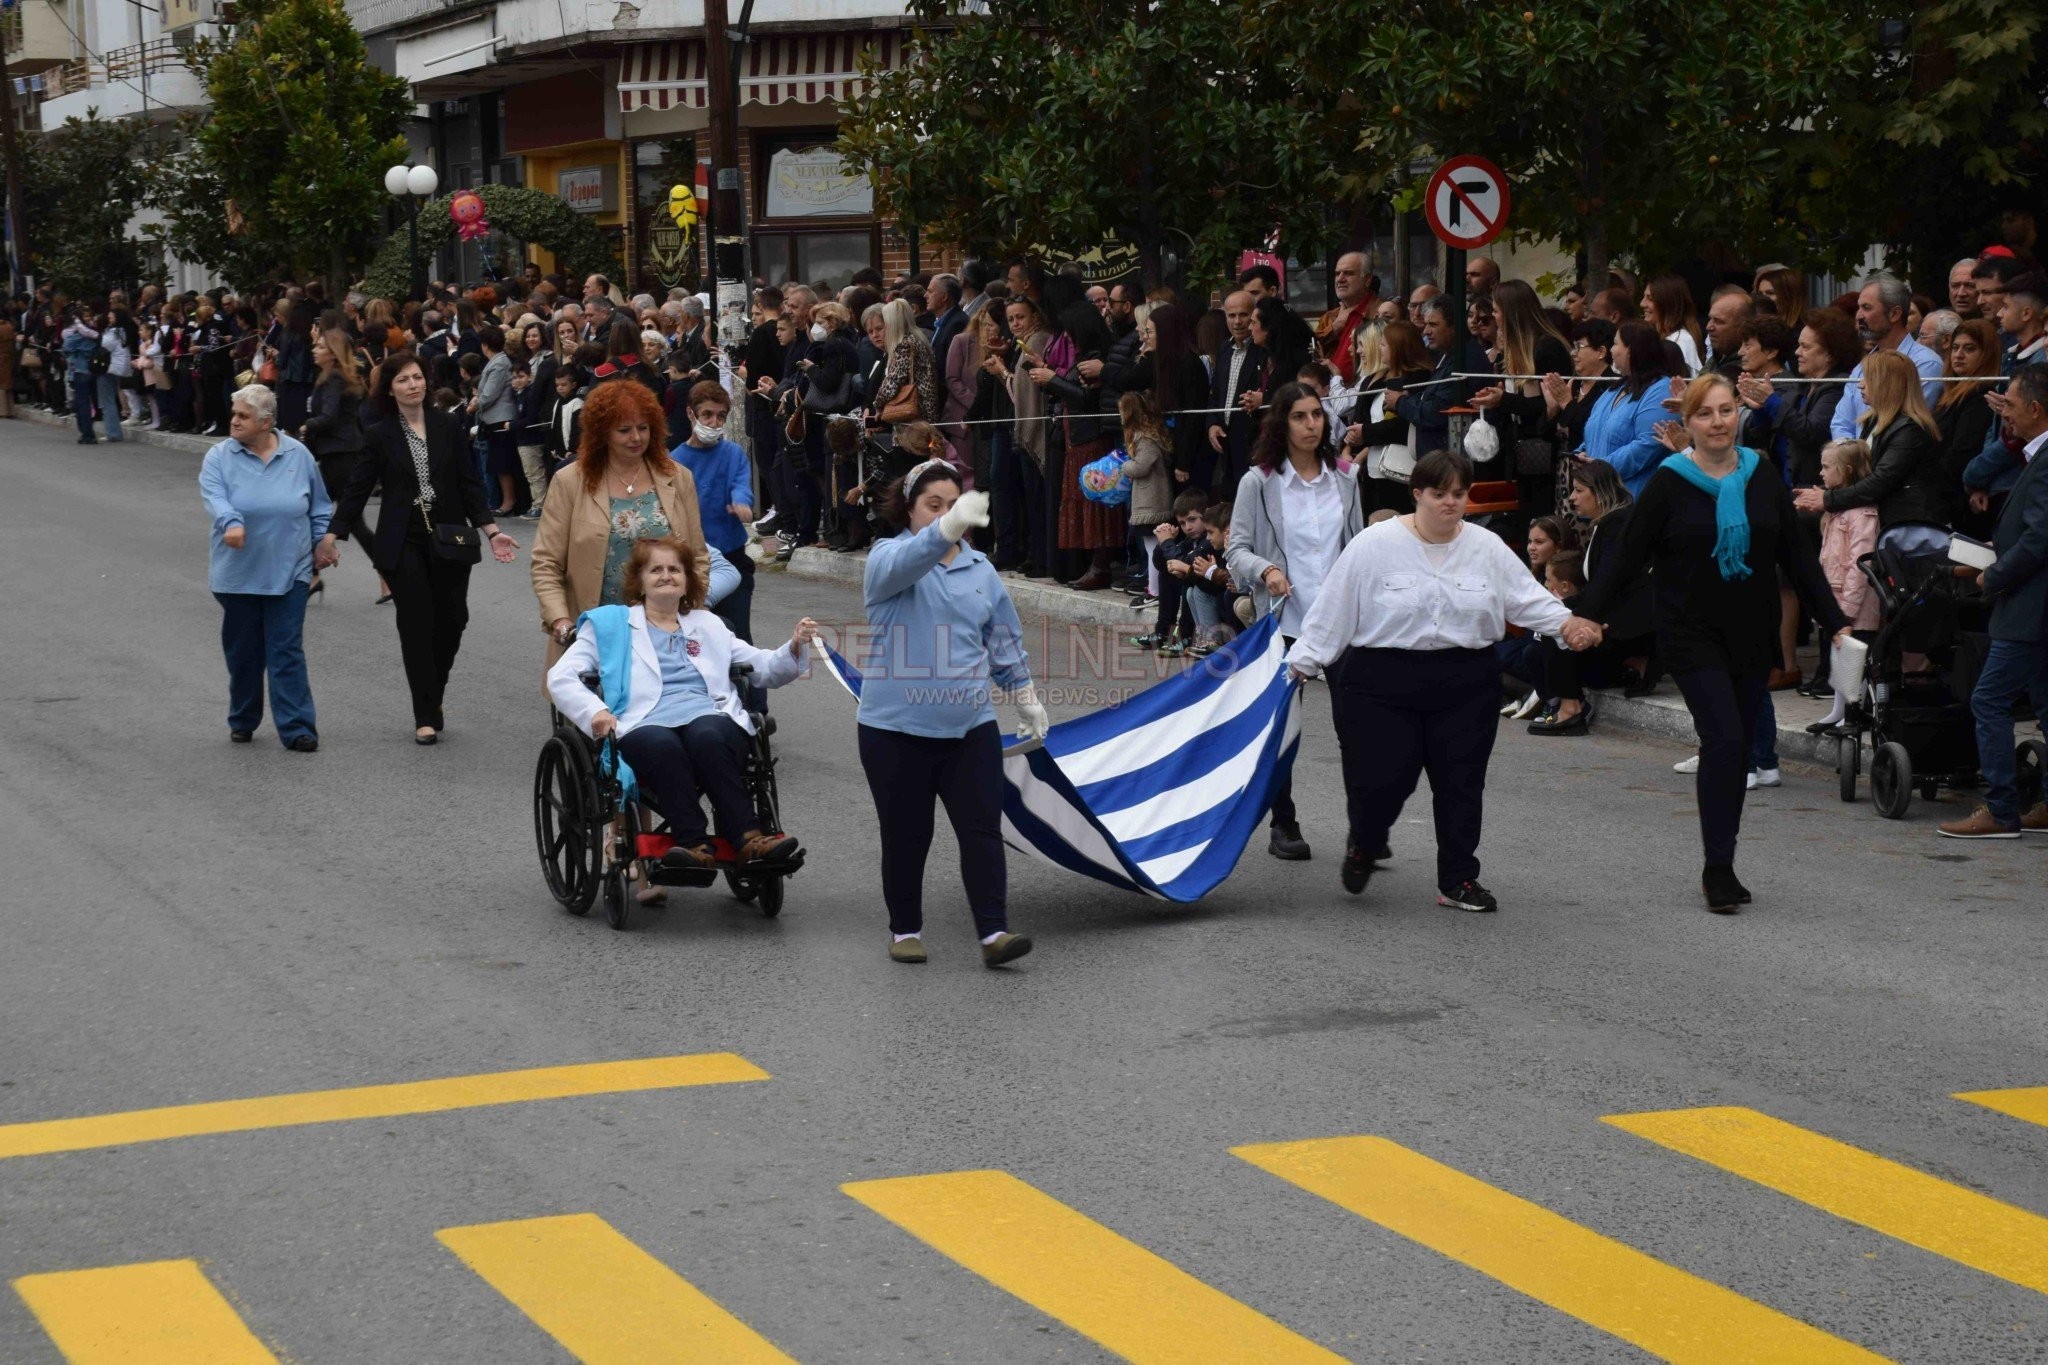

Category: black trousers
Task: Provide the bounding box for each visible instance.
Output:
[857,721,1006,938]
[1544,631,1655,702]
[316,452,369,548]
[619,715,754,847]
[713,548,755,643]
[1331,646,1500,890]
[385,537,472,728]
[1672,666,1769,868]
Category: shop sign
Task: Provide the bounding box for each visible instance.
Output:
[764,146,872,219]
[1042,232,1142,285]
[559,165,616,214]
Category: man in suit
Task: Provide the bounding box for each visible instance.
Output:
[927,274,966,390]
[959,259,994,320]
[1941,363,2048,837]
[1204,290,1266,493]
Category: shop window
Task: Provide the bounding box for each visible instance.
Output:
[752,130,876,289]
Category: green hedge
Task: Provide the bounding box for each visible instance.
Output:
[360,184,622,302]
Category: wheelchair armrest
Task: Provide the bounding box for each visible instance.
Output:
[730,662,755,682]
[580,670,600,694]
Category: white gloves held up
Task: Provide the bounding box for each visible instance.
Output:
[938,489,992,543]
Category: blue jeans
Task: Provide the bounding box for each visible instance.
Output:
[1973,637,2048,824]
[215,582,315,744]
[95,374,125,441]
[1750,689,1779,772]
[70,375,96,439]
[1186,585,1224,640]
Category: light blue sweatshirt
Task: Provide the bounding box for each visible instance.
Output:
[857,520,1032,738]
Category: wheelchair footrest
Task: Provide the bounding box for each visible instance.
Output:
[646,866,719,888]
[636,834,743,863]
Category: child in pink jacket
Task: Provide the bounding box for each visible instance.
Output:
[1815,439,1880,728]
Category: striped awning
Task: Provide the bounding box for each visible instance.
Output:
[619,32,905,112]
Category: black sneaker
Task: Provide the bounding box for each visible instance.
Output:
[1436,880,1498,913]
[753,510,782,537]
[1701,864,1746,914]
[1340,843,1374,894]
[229,730,253,744]
[1268,822,1310,860]
[285,735,319,753]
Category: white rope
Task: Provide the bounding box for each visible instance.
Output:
[924,375,1469,428]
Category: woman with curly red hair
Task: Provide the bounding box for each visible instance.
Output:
[531,375,713,665]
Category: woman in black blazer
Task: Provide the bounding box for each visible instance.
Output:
[333,352,519,744]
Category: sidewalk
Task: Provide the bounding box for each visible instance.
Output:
[781,540,1848,769]
[15,404,218,458]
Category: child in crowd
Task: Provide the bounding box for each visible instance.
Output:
[1499,519,1584,718]
[1133,491,1214,656]
[543,364,587,482]
[1207,501,1255,635]
[1812,438,1882,731]
[1119,391,1174,603]
[1526,515,1580,578]
[1545,549,1586,604]
[432,386,461,412]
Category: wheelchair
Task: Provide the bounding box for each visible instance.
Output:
[533,663,800,930]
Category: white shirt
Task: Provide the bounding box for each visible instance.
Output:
[1278,462,1343,636]
[2024,429,2048,465]
[1284,518,1573,674]
[1667,329,1704,377]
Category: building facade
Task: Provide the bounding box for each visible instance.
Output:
[351,0,934,295]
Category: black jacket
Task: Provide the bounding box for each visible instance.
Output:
[336,408,494,574]
[1936,390,1994,524]
[1581,504,1654,640]
[301,375,366,457]
[1984,443,2048,643]
[1824,414,1946,528]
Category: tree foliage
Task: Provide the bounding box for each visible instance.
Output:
[159,0,412,286]
[837,1,1344,282]
[843,0,2044,285]
[358,185,622,302]
[20,113,155,296]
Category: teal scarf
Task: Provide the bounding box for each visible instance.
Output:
[579,604,638,799]
[1660,447,1760,581]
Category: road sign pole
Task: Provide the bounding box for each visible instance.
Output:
[1447,244,1467,388]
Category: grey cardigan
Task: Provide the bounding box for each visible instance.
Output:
[1224,461,1366,620]
[475,350,517,425]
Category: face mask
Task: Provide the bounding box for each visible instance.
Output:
[809,323,827,342]
[691,421,725,445]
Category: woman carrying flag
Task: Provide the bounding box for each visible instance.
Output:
[858,460,1049,968]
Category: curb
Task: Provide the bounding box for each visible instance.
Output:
[783,541,1845,767]
[13,404,218,458]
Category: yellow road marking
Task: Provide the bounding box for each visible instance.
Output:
[0,1053,769,1160]
[1956,1085,2048,1131]
[438,1213,794,1364]
[1234,1136,1884,1364]
[14,1259,280,1363]
[1607,1106,2048,1296]
[842,1169,1342,1364]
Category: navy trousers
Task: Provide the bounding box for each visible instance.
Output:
[857,721,1007,937]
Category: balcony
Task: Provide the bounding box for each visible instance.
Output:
[2,0,81,73]
[39,38,209,125]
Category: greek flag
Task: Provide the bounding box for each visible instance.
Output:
[817,614,1301,903]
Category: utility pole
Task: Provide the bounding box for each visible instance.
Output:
[0,30,28,292]
[703,0,750,346]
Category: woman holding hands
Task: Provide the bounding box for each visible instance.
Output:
[1572,374,1851,913]
[859,462,1047,968]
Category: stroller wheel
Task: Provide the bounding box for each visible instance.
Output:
[2018,738,2046,806]
[1837,734,1859,803]
[1871,741,1914,820]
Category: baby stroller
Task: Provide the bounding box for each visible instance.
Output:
[1834,523,2001,818]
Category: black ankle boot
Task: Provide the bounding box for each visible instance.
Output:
[1701,864,1749,914]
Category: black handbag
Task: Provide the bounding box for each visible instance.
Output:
[419,498,482,565]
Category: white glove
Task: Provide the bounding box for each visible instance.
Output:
[1013,683,1050,741]
[938,488,992,543]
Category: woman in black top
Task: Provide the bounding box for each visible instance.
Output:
[333,352,520,743]
[1530,458,1656,734]
[1933,317,2000,531]
[1250,296,1315,403]
[1342,319,1435,515]
[302,326,369,595]
[1793,350,1946,528]
[1118,301,1211,487]
[1573,374,1848,913]
[1739,308,1859,487]
[1470,279,1573,513]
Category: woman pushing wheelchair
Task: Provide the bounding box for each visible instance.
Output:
[547,535,817,872]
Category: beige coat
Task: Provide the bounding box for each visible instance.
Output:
[530,458,709,667]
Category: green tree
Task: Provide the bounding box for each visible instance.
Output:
[20,112,155,296]
[836,1,1347,283]
[357,186,621,302]
[162,0,412,288]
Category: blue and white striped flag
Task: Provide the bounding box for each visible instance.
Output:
[817,614,1301,903]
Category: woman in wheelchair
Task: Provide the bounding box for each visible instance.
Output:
[547,535,817,872]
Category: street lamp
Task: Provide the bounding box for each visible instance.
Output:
[384,163,439,303]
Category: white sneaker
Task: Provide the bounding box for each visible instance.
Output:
[1749,767,1781,789]
[1673,753,1700,775]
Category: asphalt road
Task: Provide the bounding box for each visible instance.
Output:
[2,413,2046,1363]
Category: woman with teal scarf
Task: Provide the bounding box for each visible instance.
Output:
[1572,374,1850,914]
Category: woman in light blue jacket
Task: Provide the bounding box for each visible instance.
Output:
[1580,321,1681,498]
[858,460,1048,969]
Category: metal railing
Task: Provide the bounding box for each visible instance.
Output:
[43,37,195,101]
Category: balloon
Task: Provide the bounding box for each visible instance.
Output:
[667,183,698,230]
[449,189,490,242]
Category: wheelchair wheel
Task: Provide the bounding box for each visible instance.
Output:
[2019,738,2046,806]
[535,729,602,915]
[603,866,629,931]
[758,873,785,918]
[1837,734,1859,803]
[1871,741,1913,820]
[724,868,759,905]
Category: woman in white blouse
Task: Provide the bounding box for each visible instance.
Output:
[1225,380,1364,861]
[1285,449,1600,913]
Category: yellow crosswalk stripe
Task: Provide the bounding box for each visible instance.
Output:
[842,1169,1343,1364]
[1607,1106,2048,1296]
[0,1053,769,1160]
[1955,1084,2048,1130]
[438,1213,794,1363]
[1233,1136,1884,1364]
[13,1259,280,1364]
